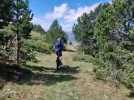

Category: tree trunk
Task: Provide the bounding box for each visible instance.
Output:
[16,32,21,65]
[16,0,20,65]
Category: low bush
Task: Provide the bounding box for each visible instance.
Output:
[24,39,52,54]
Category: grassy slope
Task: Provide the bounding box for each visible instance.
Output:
[0,51,133,100]
[0,31,132,100]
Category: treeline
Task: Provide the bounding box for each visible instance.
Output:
[0,0,67,65]
[73,0,134,91]
[32,19,67,44]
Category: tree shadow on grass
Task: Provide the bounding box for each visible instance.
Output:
[25,64,80,74]
[24,73,77,86]
[0,63,77,87]
[25,64,56,72]
[55,65,80,74]
[126,91,134,98]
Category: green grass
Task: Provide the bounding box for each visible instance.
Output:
[0,51,133,100]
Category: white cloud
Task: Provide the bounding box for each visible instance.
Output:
[64,3,99,24]
[45,3,68,20]
[33,3,100,32]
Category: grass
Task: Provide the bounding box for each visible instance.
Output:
[0,51,133,100]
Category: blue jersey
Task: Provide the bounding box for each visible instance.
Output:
[54,40,64,52]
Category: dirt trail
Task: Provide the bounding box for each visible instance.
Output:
[28,51,132,100]
[0,51,133,100]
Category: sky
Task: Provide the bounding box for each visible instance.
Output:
[29,0,111,41]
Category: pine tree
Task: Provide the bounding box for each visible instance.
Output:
[46,19,67,44]
[12,0,33,64]
[33,24,46,34]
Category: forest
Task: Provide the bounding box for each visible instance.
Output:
[74,0,134,92]
[0,0,134,100]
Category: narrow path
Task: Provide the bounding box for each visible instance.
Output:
[0,51,132,100]
[27,51,132,100]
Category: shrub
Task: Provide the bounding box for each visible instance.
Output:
[24,39,52,54]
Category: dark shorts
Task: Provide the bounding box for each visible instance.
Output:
[56,51,62,57]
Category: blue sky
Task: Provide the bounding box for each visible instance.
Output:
[29,0,110,16]
[29,0,111,41]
